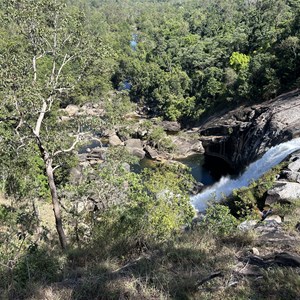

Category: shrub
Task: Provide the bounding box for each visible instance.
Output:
[201,204,238,237]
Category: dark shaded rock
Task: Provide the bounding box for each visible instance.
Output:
[240,252,300,268]
[199,89,300,169]
[191,182,204,195]
[280,170,300,183]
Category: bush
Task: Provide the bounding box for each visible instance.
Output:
[201,204,238,237]
[91,163,195,256]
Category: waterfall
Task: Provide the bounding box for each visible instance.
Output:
[191,137,300,212]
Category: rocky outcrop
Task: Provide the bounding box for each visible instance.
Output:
[265,151,300,205]
[161,121,181,132]
[170,135,204,158]
[265,182,300,205]
[62,103,104,118]
[109,134,123,146]
[125,138,146,159]
[199,89,300,169]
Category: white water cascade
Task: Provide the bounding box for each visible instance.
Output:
[191,137,300,212]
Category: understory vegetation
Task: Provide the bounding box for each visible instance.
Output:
[1,0,300,299]
[1,163,300,299]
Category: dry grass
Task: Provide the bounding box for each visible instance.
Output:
[2,192,300,300]
[0,192,55,229]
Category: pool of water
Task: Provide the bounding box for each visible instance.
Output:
[177,154,215,185]
[131,154,224,185]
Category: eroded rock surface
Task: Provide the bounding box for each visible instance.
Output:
[199,89,300,169]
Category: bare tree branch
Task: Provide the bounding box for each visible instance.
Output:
[34,99,48,136]
[53,133,80,157]
[53,164,61,172]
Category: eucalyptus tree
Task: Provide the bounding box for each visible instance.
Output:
[0,0,112,249]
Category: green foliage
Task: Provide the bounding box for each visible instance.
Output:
[148,126,175,152]
[256,268,300,300]
[92,162,195,253]
[201,204,238,237]
[103,92,135,128]
[230,164,284,218]
[230,52,251,71]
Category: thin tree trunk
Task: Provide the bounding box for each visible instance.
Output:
[46,160,68,250]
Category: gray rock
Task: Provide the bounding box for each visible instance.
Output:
[130,148,145,159]
[125,139,145,159]
[161,121,181,132]
[60,115,71,122]
[264,215,282,224]
[65,104,79,116]
[265,181,300,205]
[122,163,131,172]
[287,157,300,172]
[238,220,258,231]
[145,145,159,159]
[109,134,123,146]
[103,129,116,137]
[69,167,83,184]
[170,135,204,158]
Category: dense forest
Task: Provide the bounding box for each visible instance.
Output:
[0,0,300,299]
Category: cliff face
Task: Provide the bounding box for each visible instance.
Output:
[200,89,300,169]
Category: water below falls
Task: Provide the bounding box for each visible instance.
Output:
[191,137,300,212]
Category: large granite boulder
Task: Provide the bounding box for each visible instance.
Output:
[170,135,205,158]
[125,138,145,159]
[265,181,300,205]
[109,134,123,146]
[161,121,181,132]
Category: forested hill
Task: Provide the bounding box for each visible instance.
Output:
[73,0,300,122]
[2,0,299,122]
